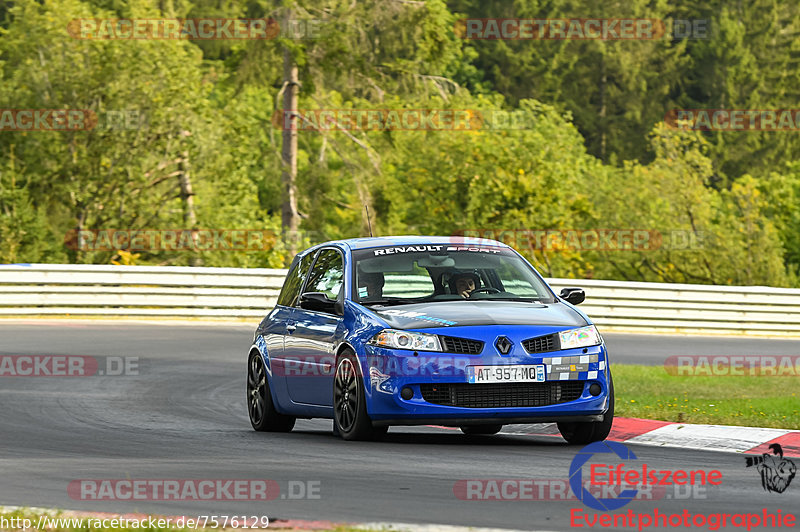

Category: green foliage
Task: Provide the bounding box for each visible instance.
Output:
[585,124,789,286]
[757,166,800,283]
[447,0,691,164]
[0,163,66,263]
[0,0,287,266]
[678,0,800,184]
[0,0,798,287]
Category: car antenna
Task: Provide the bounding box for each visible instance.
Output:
[365,205,374,237]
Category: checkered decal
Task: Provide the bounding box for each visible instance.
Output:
[541,354,605,381]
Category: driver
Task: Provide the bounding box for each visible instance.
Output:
[450,272,480,298]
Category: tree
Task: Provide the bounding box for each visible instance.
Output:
[588,123,790,286]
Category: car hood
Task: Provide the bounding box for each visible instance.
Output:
[369,301,587,329]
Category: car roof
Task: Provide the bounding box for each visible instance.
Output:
[326,235,511,251]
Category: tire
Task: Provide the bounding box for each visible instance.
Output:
[460,424,503,435]
[247,351,295,432]
[333,350,385,441]
[557,372,615,445]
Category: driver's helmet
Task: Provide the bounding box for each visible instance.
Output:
[447,270,480,295]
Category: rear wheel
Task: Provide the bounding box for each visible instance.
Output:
[247,351,295,432]
[557,373,614,445]
[333,350,385,440]
[460,424,503,435]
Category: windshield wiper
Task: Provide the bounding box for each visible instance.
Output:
[472,297,547,303]
[361,297,415,307]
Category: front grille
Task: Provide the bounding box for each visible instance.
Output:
[419,381,585,408]
[522,333,559,354]
[440,336,484,354]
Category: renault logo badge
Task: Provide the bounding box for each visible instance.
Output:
[495,336,513,355]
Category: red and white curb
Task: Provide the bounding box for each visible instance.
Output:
[490,417,800,457]
[609,417,800,457]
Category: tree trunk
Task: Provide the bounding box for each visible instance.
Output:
[281,17,301,260]
[178,151,197,228]
[599,57,607,161]
[178,145,200,266]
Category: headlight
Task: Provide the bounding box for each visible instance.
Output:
[559,325,601,349]
[368,329,442,351]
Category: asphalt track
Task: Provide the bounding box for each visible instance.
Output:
[1,321,798,530]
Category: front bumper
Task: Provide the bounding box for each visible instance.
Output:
[372,414,605,427]
[362,338,610,425]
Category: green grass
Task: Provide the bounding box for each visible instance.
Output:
[614,364,800,429]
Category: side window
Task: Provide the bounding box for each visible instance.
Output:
[304,249,344,301]
[276,252,315,307]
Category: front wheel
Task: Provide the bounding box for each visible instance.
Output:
[247,351,295,432]
[557,373,615,445]
[333,350,385,441]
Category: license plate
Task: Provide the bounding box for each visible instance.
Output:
[467,365,545,384]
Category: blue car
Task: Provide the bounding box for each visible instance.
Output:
[246,236,613,443]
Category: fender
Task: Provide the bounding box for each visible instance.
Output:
[249,336,286,413]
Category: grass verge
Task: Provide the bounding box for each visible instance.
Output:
[613,364,800,429]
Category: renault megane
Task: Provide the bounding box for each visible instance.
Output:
[246,236,614,442]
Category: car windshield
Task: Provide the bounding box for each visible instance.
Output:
[352,245,556,305]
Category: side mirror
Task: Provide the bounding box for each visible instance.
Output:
[559,287,585,306]
[299,292,337,313]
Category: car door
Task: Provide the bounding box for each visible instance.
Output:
[285,247,346,406]
[268,251,315,400]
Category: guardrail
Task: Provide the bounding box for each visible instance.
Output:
[1,264,799,335]
[0,264,287,318]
